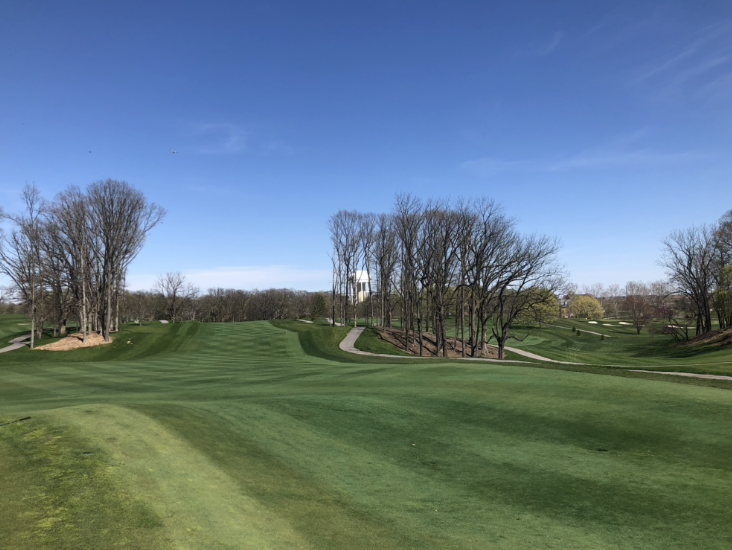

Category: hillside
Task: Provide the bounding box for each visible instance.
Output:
[1,321,732,549]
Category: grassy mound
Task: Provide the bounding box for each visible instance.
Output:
[1,320,732,548]
[680,327,732,348]
[354,326,412,356]
[502,319,732,373]
[1,322,201,364]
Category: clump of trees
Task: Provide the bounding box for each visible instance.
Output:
[517,289,560,328]
[568,295,604,319]
[328,195,566,359]
[659,209,732,337]
[0,181,165,348]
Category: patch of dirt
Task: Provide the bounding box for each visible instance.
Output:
[35,332,112,351]
[679,327,732,348]
[378,327,498,358]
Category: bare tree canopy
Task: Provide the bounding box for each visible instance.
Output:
[0,180,166,343]
[660,225,717,336]
[327,194,566,359]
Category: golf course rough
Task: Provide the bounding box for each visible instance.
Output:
[0,319,731,549]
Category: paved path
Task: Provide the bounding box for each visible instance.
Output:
[0,334,31,354]
[337,328,732,381]
[499,346,581,364]
[297,319,313,324]
[629,370,732,381]
[339,327,539,364]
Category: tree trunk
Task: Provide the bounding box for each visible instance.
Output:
[417,315,423,356]
[114,274,120,332]
[104,269,112,342]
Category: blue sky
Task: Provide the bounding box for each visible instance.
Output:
[1,1,731,291]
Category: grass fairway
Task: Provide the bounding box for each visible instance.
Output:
[1,321,732,549]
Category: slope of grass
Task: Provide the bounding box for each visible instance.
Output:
[504,319,732,373]
[354,326,413,356]
[1,320,732,548]
[0,321,201,364]
[0,314,36,341]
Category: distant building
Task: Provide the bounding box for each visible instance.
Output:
[352,270,371,304]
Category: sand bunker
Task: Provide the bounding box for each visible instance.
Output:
[35,332,112,351]
[619,322,631,325]
[588,321,598,324]
[603,323,614,326]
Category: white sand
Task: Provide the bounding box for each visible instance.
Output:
[588,321,598,324]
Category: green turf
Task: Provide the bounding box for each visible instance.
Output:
[2,321,200,363]
[354,326,412,355]
[503,319,732,373]
[1,320,732,549]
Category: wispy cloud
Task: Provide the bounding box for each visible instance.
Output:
[631,20,732,101]
[190,123,250,154]
[536,31,564,56]
[127,265,331,292]
[546,149,701,171]
[461,144,704,177]
[510,30,565,60]
[459,157,532,177]
[180,122,295,156]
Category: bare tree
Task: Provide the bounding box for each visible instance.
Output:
[0,185,45,348]
[373,213,398,328]
[488,234,565,359]
[418,201,460,357]
[660,225,716,336]
[358,213,377,326]
[157,271,196,323]
[328,210,361,327]
[393,194,423,349]
[624,281,654,334]
[87,179,166,341]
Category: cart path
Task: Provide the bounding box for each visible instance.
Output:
[629,370,732,381]
[339,327,732,380]
[339,327,576,364]
[0,334,31,354]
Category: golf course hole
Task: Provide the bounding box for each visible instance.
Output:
[82,451,92,456]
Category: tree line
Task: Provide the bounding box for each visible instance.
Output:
[328,194,566,359]
[126,276,328,324]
